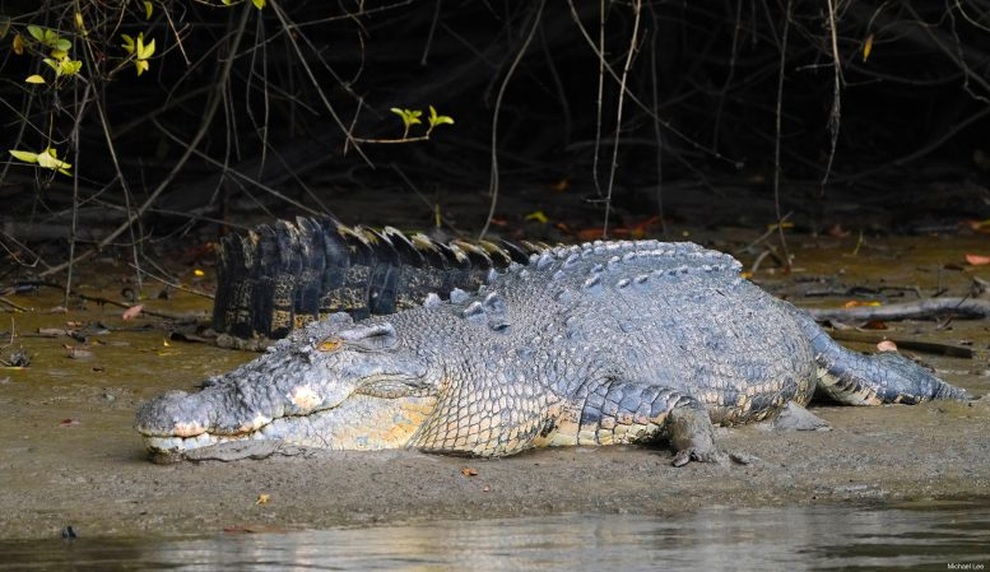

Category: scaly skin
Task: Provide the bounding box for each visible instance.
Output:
[135,240,968,464]
[212,216,537,341]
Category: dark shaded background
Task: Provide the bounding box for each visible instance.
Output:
[2,1,990,268]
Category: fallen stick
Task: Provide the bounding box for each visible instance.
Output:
[803,297,990,322]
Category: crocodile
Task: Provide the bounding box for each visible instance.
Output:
[212,216,539,341]
[136,239,968,464]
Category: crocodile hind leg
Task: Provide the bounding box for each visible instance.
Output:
[574,381,720,466]
[667,400,719,466]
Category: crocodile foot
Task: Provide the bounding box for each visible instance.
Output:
[667,402,720,467]
[764,401,832,431]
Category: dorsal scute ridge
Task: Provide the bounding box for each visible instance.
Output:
[519,240,740,281]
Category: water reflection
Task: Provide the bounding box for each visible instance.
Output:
[2,502,988,571]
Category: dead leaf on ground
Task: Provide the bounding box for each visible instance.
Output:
[256,494,270,505]
[461,466,478,477]
[876,340,898,352]
[964,253,990,266]
[524,210,549,224]
[575,216,663,241]
[121,304,144,320]
[842,300,882,309]
[58,418,80,428]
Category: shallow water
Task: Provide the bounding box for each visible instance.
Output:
[3,502,988,571]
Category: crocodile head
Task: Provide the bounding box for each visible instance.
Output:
[134,313,439,462]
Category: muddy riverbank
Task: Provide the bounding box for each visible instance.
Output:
[2,233,989,540]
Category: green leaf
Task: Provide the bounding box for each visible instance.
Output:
[144,1,153,20]
[54,38,71,51]
[136,35,155,60]
[35,147,72,174]
[26,25,44,42]
[9,149,39,163]
[390,108,422,130]
[24,74,46,84]
[121,33,135,54]
[59,58,82,76]
[428,105,455,128]
[251,0,266,8]
[9,148,72,175]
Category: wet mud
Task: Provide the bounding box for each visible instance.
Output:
[1,233,989,540]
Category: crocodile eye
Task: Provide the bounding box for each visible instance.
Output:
[317,338,342,352]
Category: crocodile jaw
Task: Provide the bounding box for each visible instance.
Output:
[139,393,439,460]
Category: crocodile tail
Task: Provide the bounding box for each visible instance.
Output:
[212,228,257,338]
[790,306,969,404]
[213,216,540,340]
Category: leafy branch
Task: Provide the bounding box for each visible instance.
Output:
[8,147,72,176]
[352,105,454,144]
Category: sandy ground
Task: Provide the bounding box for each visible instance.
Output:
[2,234,989,541]
[2,385,988,541]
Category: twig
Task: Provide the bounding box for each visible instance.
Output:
[127,262,214,301]
[820,0,843,189]
[773,1,793,269]
[268,0,371,166]
[479,1,546,239]
[805,297,990,322]
[75,293,205,323]
[38,2,256,278]
[0,298,30,312]
[827,329,974,359]
[601,0,643,239]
